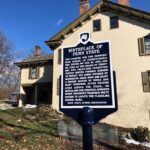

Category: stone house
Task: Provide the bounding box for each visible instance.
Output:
[46,0,150,128]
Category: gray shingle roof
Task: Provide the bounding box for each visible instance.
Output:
[15,54,53,67]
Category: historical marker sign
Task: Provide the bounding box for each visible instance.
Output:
[61,33,116,109]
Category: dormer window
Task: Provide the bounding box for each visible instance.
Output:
[138,34,150,55]
[29,66,39,79]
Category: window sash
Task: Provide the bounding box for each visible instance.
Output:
[145,37,150,54]
[29,67,39,79]
[110,16,119,29]
[138,35,150,56]
[31,72,36,79]
[93,19,101,32]
[145,48,150,54]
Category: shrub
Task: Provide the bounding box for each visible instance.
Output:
[130,126,150,142]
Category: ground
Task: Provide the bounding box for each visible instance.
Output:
[0,105,150,150]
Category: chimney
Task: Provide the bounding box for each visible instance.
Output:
[35,45,41,56]
[80,0,90,16]
[118,0,130,6]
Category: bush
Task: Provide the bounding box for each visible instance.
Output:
[130,126,150,142]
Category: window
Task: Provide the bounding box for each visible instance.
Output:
[138,34,150,55]
[110,16,119,29]
[145,36,150,54]
[93,19,101,32]
[141,71,150,92]
[58,49,62,64]
[29,66,39,79]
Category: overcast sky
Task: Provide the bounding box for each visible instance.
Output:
[0,0,149,54]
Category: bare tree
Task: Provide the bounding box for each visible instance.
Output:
[0,31,20,100]
[0,32,13,74]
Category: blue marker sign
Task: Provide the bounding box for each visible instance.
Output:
[61,33,115,109]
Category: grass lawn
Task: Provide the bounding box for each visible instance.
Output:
[0,106,81,150]
[0,106,150,150]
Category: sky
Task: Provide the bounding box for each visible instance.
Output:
[0,0,149,55]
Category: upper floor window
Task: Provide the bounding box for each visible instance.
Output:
[93,19,101,32]
[145,36,150,54]
[110,16,119,29]
[29,66,39,79]
[138,34,150,56]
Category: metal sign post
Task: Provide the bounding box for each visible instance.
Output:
[82,107,94,150]
[60,33,118,150]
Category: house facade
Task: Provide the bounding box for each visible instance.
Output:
[46,0,150,128]
[16,46,53,105]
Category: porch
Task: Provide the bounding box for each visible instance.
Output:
[21,82,52,105]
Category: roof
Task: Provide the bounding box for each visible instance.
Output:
[15,54,53,67]
[45,0,150,50]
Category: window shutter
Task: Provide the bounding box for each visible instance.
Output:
[58,49,62,64]
[37,67,40,78]
[138,38,145,56]
[57,78,60,96]
[29,68,31,79]
[141,72,150,92]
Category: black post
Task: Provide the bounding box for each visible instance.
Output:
[82,107,94,150]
